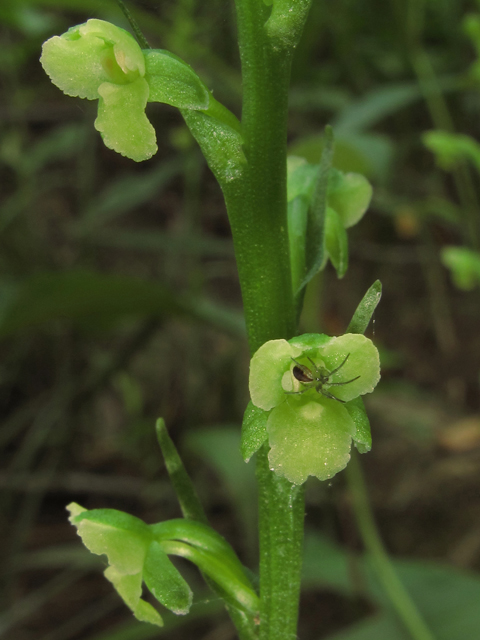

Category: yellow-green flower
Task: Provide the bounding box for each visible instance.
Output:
[41,19,157,161]
[41,20,211,162]
[247,333,380,484]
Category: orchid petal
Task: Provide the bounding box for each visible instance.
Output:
[95,79,157,162]
[267,398,355,484]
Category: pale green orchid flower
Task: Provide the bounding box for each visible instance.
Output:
[41,19,157,161]
[41,19,213,162]
[247,333,380,484]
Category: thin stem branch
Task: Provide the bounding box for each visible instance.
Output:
[406,0,480,250]
[347,452,436,640]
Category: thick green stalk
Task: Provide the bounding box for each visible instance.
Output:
[226,1,297,351]
[256,447,305,640]
[225,2,311,639]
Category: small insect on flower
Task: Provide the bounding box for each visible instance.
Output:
[287,353,360,403]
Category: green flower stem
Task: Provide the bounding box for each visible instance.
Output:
[256,447,305,640]
[346,452,436,640]
[227,2,312,638]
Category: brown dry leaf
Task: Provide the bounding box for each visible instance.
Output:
[394,207,420,239]
[437,416,480,452]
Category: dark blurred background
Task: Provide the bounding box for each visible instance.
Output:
[1,1,480,639]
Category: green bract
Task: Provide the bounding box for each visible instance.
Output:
[40,20,211,162]
[247,333,380,484]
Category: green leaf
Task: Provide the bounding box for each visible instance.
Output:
[344,397,372,453]
[303,530,480,640]
[185,428,257,509]
[325,206,349,278]
[423,130,480,173]
[346,280,382,335]
[323,560,480,640]
[302,531,355,595]
[441,246,480,290]
[241,401,269,462]
[334,82,421,134]
[0,270,182,336]
[90,228,233,257]
[143,541,193,615]
[155,418,208,524]
[0,270,245,338]
[145,49,210,110]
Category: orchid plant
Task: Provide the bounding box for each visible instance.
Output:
[41,4,382,639]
